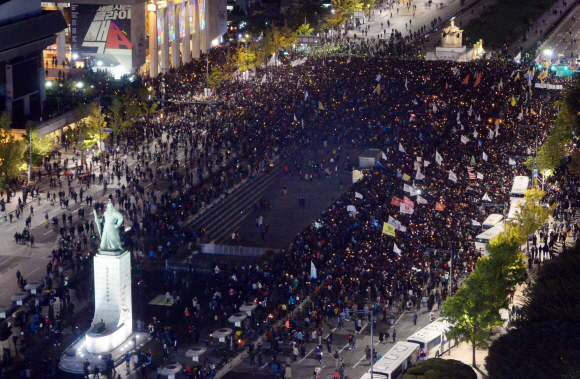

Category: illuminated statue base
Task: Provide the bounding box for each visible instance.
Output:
[86,249,133,354]
[59,249,144,374]
[426,40,485,62]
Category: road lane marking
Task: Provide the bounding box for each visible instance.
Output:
[298,348,314,364]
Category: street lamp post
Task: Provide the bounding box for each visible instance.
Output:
[519,125,539,187]
[98,96,102,151]
[28,123,32,184]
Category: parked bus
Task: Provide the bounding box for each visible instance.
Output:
[406,319,455,358]
[510,176,529,198]
[475,224,504,255]
[368,341,421,379]
[482,214,503,230]
[507,197,527,220]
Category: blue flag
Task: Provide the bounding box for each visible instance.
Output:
[371,218,381,230]
[376,161,385,168]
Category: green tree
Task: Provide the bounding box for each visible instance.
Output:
[208,66,227,89]
[524,114,572,175]
[403,359,477,379]
[443,223,526,367]
[233,43,258,72]
[108,97,130,135]
[511,189,553,245]
[324,0,348,29]
[442,269,501,367]
[486,248,580,378]
[22,122,54,167]
[296,22,314,36]
[0,112,26,189]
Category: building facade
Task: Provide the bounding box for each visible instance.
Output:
[67,0,227,78]
[0,0,67,128]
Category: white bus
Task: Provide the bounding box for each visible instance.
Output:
[510,176,529,198]
[406,319,455,358]
[475,224,504,255]
[369,341,420,379]
[482,214,503,230]
[507,197,527,220]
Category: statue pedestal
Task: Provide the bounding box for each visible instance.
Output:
[85,249,133,354]
[427,46,476,62]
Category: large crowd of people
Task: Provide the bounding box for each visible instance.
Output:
[3,37,573,377]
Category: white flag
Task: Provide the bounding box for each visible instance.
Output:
[482,193,492,202]
[448,170,457,182]
[414,161,422,171]
[294,114,297,122]
[436,151,443,165]
[485,52,492,59]
[509,158,516,166]
[393,243,402,256]
[477,172,484,180]
[473,129,478,138]
[432,103,438,113]
[382,152,387,160]
[399,143,406,153]
[405,77,408,89]
[424,160,430,167]
[376,74,382,82]
[400,202,414,214]
[261,74,266,84]
[415,170,425,180]
[457,111,461,121]
[417,196,428,204]
[472,220,482,226]
[347,205,357,213]
[355,192,363,199]
[461,135,469,144]
[482,152,488,161]
[310,261,317,279]
[388,215,399,229]
[514,52,521,63]
[535,55,540,65]
[403,184,413,193]
[305,91,308,100]
[410,187,421,196]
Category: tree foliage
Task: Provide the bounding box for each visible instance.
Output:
[486,247,580,378]
[22,122,54,167]
[441,267,502,367]
[0,112,26,188]
[208,66,227,89]
[296,22,314,36]
[442,199,536,366]
[403,359,477,379]
[510,189,553,244]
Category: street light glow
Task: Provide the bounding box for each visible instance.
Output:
[76,82,83,88]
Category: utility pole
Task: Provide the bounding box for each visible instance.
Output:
[27,123,32,184]
[98,96,102,151]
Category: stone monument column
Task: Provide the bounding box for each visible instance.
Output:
[148,3,158,77]
[56,3,67,66]
[182,0,192,64]
[85,202,133,354]
[192,0,200,59]
[160,7,170,74]
[171,1,181,69]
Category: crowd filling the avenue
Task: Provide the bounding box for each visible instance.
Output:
[3,43,578,378]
